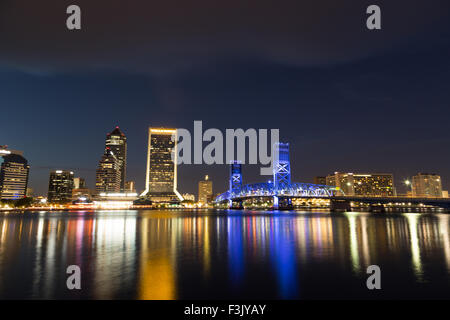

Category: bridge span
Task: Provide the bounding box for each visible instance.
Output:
[215,143,450,212]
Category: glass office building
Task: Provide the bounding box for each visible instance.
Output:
[96,148,121,193]
[48,170,74,203]
[105,127,127,191]
[141,128,182,202]
[0,153,30,200]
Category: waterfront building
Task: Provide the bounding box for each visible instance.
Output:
[313,176,327,185]
[198,175,213,204]
[412,173,443,197]
[125,181,136,193]
[141,128,183,202]
[73,177,86,189]
[0,152,30,200]
[72,188,92,201]
[326,172,394,196]
[182,193,195,202]
[94,192,138,209]
[96,148,121,193]
[26,187,33,197]
[48,170,74,203]
[105,126,127,191]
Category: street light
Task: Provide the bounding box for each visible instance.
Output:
[404,179,412,196]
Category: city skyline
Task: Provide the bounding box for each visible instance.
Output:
[1,132,449,198]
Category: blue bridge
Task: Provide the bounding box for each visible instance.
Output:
[215,142,450,212]
[215,143,338,209]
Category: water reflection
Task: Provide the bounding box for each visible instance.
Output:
[0,210,449,299]
[405,213,424,281]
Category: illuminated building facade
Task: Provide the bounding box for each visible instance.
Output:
[48,170,74,203]
[141,128,182,202]
[182,193,195,202]
[125,181,136,193]
[96,148,121,193]
[412,173,443,198]
[72,188,92,201]
[73,177,86,189]
[198,175,213,203]
[0,153,30,200]
[326,172,394,196]
[105,127,127,191]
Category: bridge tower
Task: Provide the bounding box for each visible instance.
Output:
[229,161,243,208]
[273,142,291,192]
[273,142,292,209]
[229,161,243,192]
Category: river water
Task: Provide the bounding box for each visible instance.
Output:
[0,210,449,299]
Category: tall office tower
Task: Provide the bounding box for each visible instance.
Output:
[0,153,30,200]
[47,170,74,203]
[105,126,127,191]
[326,172,394,196]
[96,148,121,193]
[314,176,327,185]
[73,177,86,189]
[198,175,213,204]
[412,173,443,197]
[141,128,183,202]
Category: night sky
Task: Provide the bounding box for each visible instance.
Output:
[1,0,450,196]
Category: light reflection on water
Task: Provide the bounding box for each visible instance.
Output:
[0,210,449,299]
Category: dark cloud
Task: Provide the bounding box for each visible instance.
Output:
[1,0,449,75]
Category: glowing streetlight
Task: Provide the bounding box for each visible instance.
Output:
[404,179,412,196]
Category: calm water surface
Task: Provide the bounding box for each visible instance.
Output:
[0,210,449,299]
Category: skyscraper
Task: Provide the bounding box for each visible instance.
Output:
[141,128,182,202]
[198,175,213,204]
[105,126,127,191]
[412,173,443,197]
[96,148,121,193]
[47,170,74,203]
[0,153,30,200]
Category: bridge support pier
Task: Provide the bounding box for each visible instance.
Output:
[330,199,351,212]
[274,196,293,210]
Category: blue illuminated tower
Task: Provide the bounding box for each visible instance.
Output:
[229,161,242,193]
[273,142,291,193]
